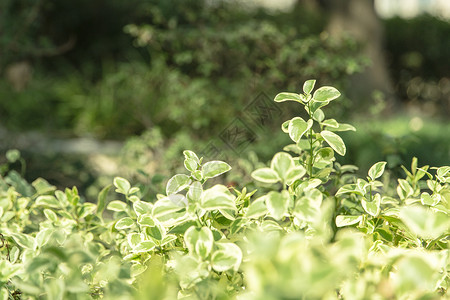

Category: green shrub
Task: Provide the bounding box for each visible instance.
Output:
[1,80,448,299]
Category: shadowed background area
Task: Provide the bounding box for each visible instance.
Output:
[0,0,449,200]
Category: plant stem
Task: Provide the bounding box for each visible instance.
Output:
[308,101,314,177]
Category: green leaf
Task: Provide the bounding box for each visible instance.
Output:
[201,185,236,211]
[312,109,325,122]
[133,200,153,216]
[321,119,339,128]
[0,260,22,281]
[251,168,280,184]
[335,215,362,227]
[44,209,58,222]
[321,130,346,156]
[183,150,199,162]
[286,165,307,185]
[184,158,198,172]
[35,195,60,208]
[127,233,143,249]
[312,86,341,102]
[288,117,312,143]
[152,194,187,218]
[161,234,177,246]
[96,184,111,217]
[361,194,381,217]
[106,200,128,212]
[294,189,322,222]
[134,240,156,253]
[78,202,96,219]
[211,243,242,272]
[274,92,303,103]
[303,79,316,94]
[270,152,294,182]
[0,288,8,300]
[11,233,36,250]
[368,162,387,181]
[187,181,203,202]
[6,149,20,163]
[399,205,450,240]
[397,179,414,198]
[420,192,440,206]
[393,254,442,294]
[245,196,268,219]
[266,190,290,221]
[137,214,156,227]
[281,120,290,133]
[36,229,53,248]
[166,174,190,195]
[115,217,135,229]
[333,123,356,132]
[113,177,131,195]
[202,161,231,179]
[184,226,214,259]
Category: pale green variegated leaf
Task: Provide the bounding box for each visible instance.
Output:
[201,185,236,211]
[420,192,440,206]
[113,177,131,195]
[35,195,60,208]
[286,165,307,185]
[166,174,190,195]
[137,214,156,227]
[281,120,290,133]
[0,260,22,282]
[184,150,200,172]
[35,229,53,248]
[321,119,339,128]
[294,189,322,222]
[303,79,316,94]
[274,92,303,103]
[368,161,387,181]
[335,215,362,227]
[127,233,143,249]
[266,190,290,221]
[43,209,58,223]
[134,240,156,253]
[187,181,203,203]
[270,152,294,182]
[184,226,214,259]
[321,130,346,156]
[11,233,36,250]
[133,200,153,216]
[202,161,231,179]
[333,123,356,132]
[106,200,128,212]
[96,184,111,217]
[288,117,312,143]
[160,234,177,246]
[115,217,135,230]
[211,242,242,272]
[312,86,341,102]
[183,150,199,162]
[361,194,381,217]
[245,196,268,219]
[397,179,414,198]
[152,194,187,219]
[399,205,450,240]
[251,168,280,184]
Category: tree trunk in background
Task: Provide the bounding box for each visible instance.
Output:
[321,0,397,113]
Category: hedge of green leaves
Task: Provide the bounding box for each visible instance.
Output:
[1,81,449,299]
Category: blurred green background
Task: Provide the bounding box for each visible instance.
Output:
[0,0,449,200]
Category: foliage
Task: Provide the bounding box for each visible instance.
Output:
[384,14,450,116]
[0,0,366,138]
[1,80,449,299]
